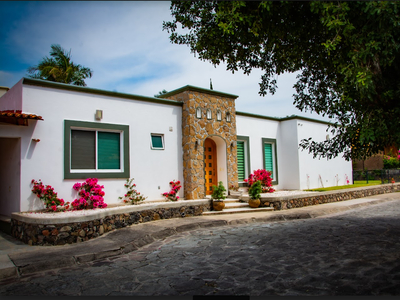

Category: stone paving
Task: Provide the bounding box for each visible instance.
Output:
[1,199,400,296]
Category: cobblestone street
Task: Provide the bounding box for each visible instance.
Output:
[1,200,400,296]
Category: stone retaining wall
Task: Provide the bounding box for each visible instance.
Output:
[260,184,400,210]
[11,202,211,246]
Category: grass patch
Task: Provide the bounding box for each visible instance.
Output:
[305,180,382,192]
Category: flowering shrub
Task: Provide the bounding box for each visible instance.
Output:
[31,179,69,212]
[119,178,147,205]
[162,180,181,201]
[71,178,107,210]
[244,169,275,193]
[383,154,400,169]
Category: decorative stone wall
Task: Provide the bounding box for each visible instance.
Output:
[164,88,238,199]
[259,184,400,210]
[11,202,211,246]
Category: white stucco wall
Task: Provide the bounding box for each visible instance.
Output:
[277,119,301,189]
[8,84,183,212]
[295,119,353,189]
[236,114,282,190]
[237,114,352,191]
[0,80,354,214]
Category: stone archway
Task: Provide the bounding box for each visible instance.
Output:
[163,86,239,200]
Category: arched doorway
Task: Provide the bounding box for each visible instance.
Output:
[204,138,217,195]
[204,136,228,196]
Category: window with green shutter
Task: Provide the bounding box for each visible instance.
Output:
[64,120,129,179]
[236,136,250,184]
[98,132,120,169]
[264,143,273,176]
[262,138,278,184]
[151,134,164,149]
[237,141,245,182]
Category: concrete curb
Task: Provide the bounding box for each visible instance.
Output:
[1,193,399,281]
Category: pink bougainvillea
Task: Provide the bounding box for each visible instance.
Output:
[71,178,107,210]
[162,180,181,201]
[31,179,69,211]
[244,169,275,193]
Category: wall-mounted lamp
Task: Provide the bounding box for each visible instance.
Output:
[95,110,103,121]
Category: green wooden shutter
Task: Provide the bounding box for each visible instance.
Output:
[237,141,245,181]
[151,135,164,149]
[98,132,120,169]
[264,143,274,178]
[71,130,95,169]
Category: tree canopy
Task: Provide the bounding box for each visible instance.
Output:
[27,44,93,86]
[163,1,400,160]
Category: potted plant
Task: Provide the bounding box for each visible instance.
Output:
[211,181,226,211]
[248,180,262,208]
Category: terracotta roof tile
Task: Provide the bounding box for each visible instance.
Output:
[0,110,43,120]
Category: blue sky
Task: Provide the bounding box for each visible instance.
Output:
[0,1,327,120]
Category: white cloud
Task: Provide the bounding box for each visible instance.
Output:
[1,1,329,121]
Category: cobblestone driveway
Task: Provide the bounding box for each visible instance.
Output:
[1,200,400,296]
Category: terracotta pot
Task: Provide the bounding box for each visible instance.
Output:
[213,201,225,211]
[248,198,260,208]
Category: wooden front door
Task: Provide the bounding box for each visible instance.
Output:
[205,138,218,195]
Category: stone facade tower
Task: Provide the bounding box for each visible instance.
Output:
[162,86,239,200]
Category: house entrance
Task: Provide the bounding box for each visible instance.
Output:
[204,138,217,195]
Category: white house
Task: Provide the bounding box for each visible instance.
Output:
[0,78,352,217]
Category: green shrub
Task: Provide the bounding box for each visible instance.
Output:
[211,181,226,201]
[248,180,262,200]
[383,156,399,169]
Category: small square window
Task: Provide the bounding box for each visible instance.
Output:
[151,134,164,150]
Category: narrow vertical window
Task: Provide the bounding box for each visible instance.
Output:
[237,141,245,182]
[196,107,202,119]
[236,136,250,183]
[206,109,212,120]
[262,138,278,184]
[226,112,231,122]
[217,110,222,121]
[264,143,273,177]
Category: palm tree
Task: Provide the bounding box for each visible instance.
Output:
[27,44,93,86]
